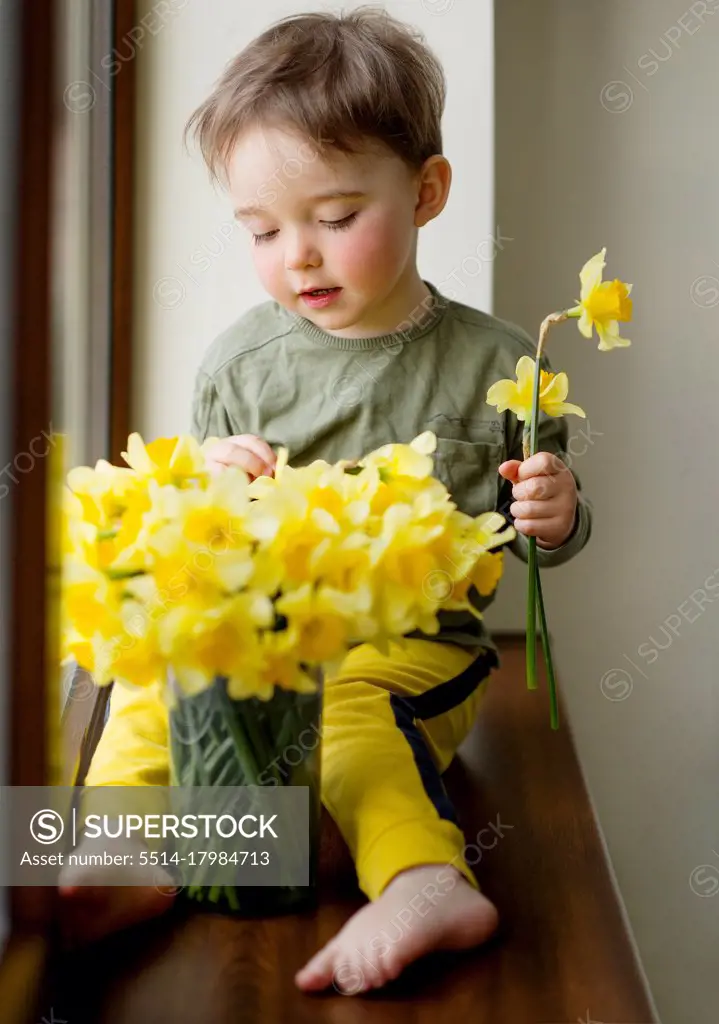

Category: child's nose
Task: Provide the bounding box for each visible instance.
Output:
[284,233,321,271]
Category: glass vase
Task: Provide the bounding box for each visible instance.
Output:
[166,670,323,917]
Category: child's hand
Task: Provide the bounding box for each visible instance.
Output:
[498,452,578,549]
[203,434,277,480]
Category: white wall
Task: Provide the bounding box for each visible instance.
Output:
[493,2,718,1022]
[132,0,494,439]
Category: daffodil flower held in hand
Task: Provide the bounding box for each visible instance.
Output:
[488,355,585,550]
[486,354,586,425]
[567,246,632,351]
[485,247,632,727]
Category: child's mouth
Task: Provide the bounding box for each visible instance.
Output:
[300,287,342,308]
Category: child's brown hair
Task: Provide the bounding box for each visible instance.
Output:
[185,5,446,185]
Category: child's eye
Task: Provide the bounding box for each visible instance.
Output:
[252,229,279,246]
[251,212,357,246]
[322,213,357,231]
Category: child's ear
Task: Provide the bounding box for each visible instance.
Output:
[414,155,452,227]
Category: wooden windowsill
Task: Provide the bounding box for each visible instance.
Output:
[38,638,656,1022]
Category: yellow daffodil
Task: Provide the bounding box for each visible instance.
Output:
[159,594,274,699]
[360,430,436,481]
[66,459,145,532]
[359,435,455,520]
[170,469,251,541]
[273,445,289,480]
[568,247,633,351]
[470,550,505,596]
[461,510,517,554]
[249,473,353,586]
[61,630,95,674]
[61,562,124,638]
[486,356,586,422]
[366,503,458,638]
[307,532,373,594]
[121,433,208,486]
[249,455,348,514]
[419,514,514,615]
[61,489,97,561]
[275,583,354,663]
[92,602,167,688]
[255,629,321,698]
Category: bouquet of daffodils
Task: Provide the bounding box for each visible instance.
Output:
[486,248,633,728]
[61,430,514,701]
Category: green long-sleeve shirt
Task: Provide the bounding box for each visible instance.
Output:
[190,280,592,658]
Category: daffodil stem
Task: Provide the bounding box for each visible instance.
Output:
[214,680,264,783]
[535,567,559,729]
[523,311,568,697]
[526,535,538,690]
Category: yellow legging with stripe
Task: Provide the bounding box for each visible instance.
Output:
[85,638,498,901]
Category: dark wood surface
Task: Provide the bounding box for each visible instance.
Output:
[38,640,656,1023]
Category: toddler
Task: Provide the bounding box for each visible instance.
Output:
[59,7,591,995]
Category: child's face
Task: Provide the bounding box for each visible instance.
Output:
[227,126,424,335]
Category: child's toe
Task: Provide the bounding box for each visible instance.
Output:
[331,956,370,995]
[375,946,405,985]
[294,941,339,991]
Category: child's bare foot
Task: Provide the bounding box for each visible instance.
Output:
[295,864,498,995]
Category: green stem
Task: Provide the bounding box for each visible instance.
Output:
[243,695,282,783]
[187,699,211,785]
[523,311,568,698]
[214,679,264,784]
[523,371,540,697]
[526,537,538,690]
[169,679,204,786]
[215,682,307,891]
[224,885,241,911]
[535,565,559,730]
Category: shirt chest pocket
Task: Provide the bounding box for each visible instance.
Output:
[432,434,505,517]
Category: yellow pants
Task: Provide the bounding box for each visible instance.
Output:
[85,638,498,901]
